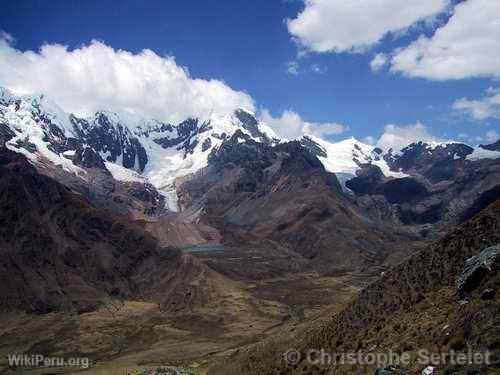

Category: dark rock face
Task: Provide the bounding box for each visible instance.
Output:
[481,140,500,152]
[43,123,66,154]
[385,142,477,186]
[385,142,474,180]
[382,178,429,204]
[346,165,384,196]
[128,138,148,169]
[154,118,196,148]
[457,244,500,300]
[274,141,339,189]
[202,137,212,152]
[461,185,500,222]
[207,132,339,192]
[347,165,443,224]
[71,112,148,171]
[299,136,327,158]
[13,137,38,153]
[206,131,277,194]
[209,130,275,173]
[349,142,500,228]
[154,118,212,157]
[123,182,166,216]
[0,123,14,146]
[74,147,107,169]
[234,109,269,142]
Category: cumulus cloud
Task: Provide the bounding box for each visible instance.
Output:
[376,122,443,151]
[452,87,500,120]
[0,35,254,123]
[287,0,449,54]
[370,53,389,72]
[390,0,500,80]
[259,109,346,140]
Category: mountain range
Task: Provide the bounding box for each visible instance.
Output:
[0,86,500,374]
[1,86,499,226]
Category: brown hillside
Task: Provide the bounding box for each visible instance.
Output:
[211,199,500,374]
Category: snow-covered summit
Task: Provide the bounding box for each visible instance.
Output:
[300,135,407,179]
[1,87,499,211]
[0,88,279,210]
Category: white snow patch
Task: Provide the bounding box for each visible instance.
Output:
[372,159,407,178]
[159,189,179,212]
[466,146,500,161]
[105,162,145,183]
[306,135,407,178]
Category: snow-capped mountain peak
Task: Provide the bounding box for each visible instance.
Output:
[0,88,281,210]
[300,134,406,179]
[1,86,499,212]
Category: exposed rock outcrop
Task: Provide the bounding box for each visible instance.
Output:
[457,244,500,300]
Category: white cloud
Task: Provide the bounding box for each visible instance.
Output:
[390,0,500,80]
[370,53,388,72]
[0,31,14,44]
[486,130,499,143]
[286,61,300,75]
[456,131,498,146]
[376,122,443,151]
[452,88,500,120]
[363,136,377,145]
[304,121,345,138]
[287,0,449,54]
[259,109,346,140]
[0,36,254,123]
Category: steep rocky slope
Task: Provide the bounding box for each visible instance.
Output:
[0,147,224,314]
[211,199,500,374]
[347,141,500,232]
[176,131,422,277]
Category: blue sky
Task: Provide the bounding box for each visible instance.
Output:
[0,0,499,147]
